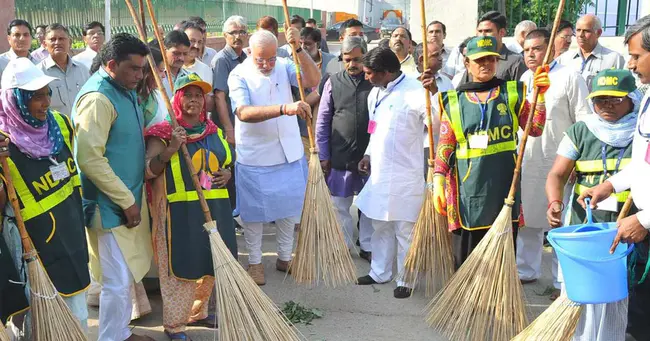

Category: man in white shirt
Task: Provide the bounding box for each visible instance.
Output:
[158,30,190,98]
[180,21,214,111]
[30,24,49,63]
[516,29,589,291]
[579,15,650,340]
[72,21,105,71]
[227,29,320,286]
[548,20,574,60]
[389,27,417,76]
[355,47,426,299]
[505,20,537,54]
[556,14,625,89]
[188,16,218,65]
[0,20,36,80]
[426,21,454,76]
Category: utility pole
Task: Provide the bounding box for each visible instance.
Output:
[105,0,111,41]
[310,0,314,18]
[362,0,367,23]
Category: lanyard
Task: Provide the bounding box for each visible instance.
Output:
[580,55,589,72]
[526,61,557,98]
[371,74,406,118]
[639,99,650,138]
[601,142,626,178]
[471,88,495,132]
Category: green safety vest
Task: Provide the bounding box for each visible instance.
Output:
[441,81,524,230]
[566,121,636,224]
[163,130,238,280]
[1,112,90,296]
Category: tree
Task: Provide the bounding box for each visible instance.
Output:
[479,0,594,33]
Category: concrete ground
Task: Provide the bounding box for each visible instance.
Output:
[87,222,557,341]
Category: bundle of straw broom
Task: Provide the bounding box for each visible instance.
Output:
[125,1,303,339]
[0,322,10,341]
[0,159,86,340]
[400,0,455,297]
[280,0,357,288]
[425,1,566,339]
[512,195,635,340]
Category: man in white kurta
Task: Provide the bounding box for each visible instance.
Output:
[355,47,426,299]
[517,29,590,289]
[227,29,321,286]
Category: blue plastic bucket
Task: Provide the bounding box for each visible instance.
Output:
[547,198,634,304]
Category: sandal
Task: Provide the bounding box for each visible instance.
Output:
[187,314,218,329]
[164,330,192,341]
[549,288,561,301]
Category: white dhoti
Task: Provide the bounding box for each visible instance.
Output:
[331,196,374,251]
[244,216,299,265]
[368,219,414,287]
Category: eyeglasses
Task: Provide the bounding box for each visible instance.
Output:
[592,97,626,106]
[226,30,248,36]
[255,56,277,65]
[557,34,574,41]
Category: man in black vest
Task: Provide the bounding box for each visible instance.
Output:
[315,36,374,261]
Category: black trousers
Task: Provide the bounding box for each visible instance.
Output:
[627,241,650,341]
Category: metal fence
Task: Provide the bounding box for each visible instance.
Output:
[16,0,322,38]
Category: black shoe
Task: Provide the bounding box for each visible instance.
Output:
[359,250,372,263]
[393,286,412,299]
[356,275,378,285]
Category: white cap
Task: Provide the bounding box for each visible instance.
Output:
[1,57,58,91]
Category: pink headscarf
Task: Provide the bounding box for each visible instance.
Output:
[0,88,54,158]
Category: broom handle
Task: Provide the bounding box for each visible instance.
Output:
[0,157,35,256]
[506,0,566,201]
[617,195,634,221]
[124,0,213,224]
[138,0,146,37]
[419,0,435,160]
[281,0,315,149]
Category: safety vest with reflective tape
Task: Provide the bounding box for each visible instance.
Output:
[566,121,636,224]
[163,130,238,280]
[440,81,525,230]
[1,112,90,296]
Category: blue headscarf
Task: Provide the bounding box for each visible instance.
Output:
[584,89,643,148]
[12,88,64,157]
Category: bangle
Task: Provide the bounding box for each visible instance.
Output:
[279,105,285,116]
[295,47,303,54]
[547,200,564,211]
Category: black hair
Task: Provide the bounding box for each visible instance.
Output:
[378,38,390,49]
[427,20,446,35]
[46,23,70,37]
[525,28,551,45]
[306,18,317,25]
[137,47,164,97]
[164,30,190,49]
[180,20,205,34]
[290,15,306,28]
[363,46,401,73]
[300,27,322,44]
[550,20,574,34]
[35,24,47,31]
[188,16,207,28]
[7,19,32,35]
[459,36,474,57]
[393,26,412,41]
[89,54,101,74]
[625,14,650,51]
[340,18,363,37]
[99,32,150,66]
[83,21,105,36]
[478,11,507,31]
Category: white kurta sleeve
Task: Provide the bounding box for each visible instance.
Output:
[569,72,591,123]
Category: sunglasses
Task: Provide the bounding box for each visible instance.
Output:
[592,97,626,106]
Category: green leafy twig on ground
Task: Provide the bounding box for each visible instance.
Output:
[281,301,324,325]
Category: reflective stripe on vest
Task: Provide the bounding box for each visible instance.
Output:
[52,113,73,153]
[217,129,232,168]
[574,183,629,202]
[7,115,80,221]
[575,158,632,173]
[447,81,519,159]
[167,153,228,203]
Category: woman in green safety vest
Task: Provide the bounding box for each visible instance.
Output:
[145,73,236,340]
[0,58,90,333]
[546,69,645,341]
[429,36,550,267]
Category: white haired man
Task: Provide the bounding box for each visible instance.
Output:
[505,20,536,54]
[556,14,625,89]
[227,29,320,285]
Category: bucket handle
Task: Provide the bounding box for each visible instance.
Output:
[548,236,635,263]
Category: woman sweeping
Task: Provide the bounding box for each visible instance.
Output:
[545,69,642,341]
[431,36,550,267]
[145,73,237,341]
[0,58,90,332]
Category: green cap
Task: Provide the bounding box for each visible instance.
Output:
[587,69,637,99]
[465,36,500,61]
[174,72,212,94]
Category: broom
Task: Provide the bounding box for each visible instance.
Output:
[125,1,303,340]
[0,158,86,340]
[280,1,357,287]
[425,1,566,339]
[511,195,635,341]
[0,322,10,341]
[400,0,454,297]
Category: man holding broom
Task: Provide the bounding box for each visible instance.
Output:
[72,33,154,341]
[227,28,320,285]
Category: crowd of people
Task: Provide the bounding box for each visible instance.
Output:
[0,7,648,341]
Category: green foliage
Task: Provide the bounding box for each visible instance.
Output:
[479,0,594,33]
[281,301,324,325]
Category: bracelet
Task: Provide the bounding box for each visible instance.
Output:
[295,47,303,54]
[547,200,564,211]
[279,104,285,116]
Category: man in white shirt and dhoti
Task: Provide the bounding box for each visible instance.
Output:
[355,47,428,299]
[517,29,590,294]
[228,29,321,286]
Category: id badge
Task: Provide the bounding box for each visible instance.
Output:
[50,162,70,181]
[367,120,377,134]
[199,171,213,190]
[469,132,489,149]
[597,196,618,212]
[645,143,650,165]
